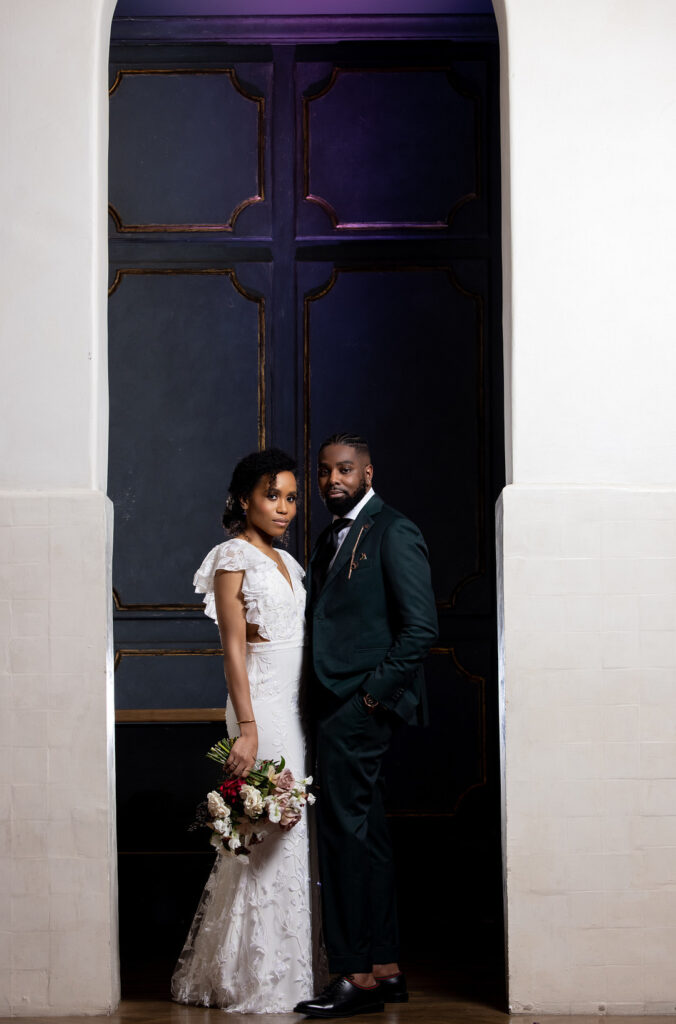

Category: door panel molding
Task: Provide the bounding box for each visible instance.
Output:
[112,588,204,613]
[116,707,225,723]
[108,267,266,611]
[109,67,266,233]
[108,268,266,442]
[114,648,222,669]
[302,66,480,232]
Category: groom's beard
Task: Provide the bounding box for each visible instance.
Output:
[324,479,368,517]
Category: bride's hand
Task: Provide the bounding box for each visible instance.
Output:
[226,732,258,778]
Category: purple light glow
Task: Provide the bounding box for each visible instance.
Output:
[114,0,494,16]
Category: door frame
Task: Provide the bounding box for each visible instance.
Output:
[105,1,512,1001]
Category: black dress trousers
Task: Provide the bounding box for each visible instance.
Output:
[315,686,400,974]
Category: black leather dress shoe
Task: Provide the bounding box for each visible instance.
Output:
[376,972,409,1003]
[293,976,384,1017]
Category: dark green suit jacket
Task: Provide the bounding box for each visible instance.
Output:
[306,493,438,724]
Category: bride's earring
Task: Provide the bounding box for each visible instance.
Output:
[241,504,250,542]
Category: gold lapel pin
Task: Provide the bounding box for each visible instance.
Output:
[348,526,368,579]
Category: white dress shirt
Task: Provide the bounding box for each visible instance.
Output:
[328,488,374,571]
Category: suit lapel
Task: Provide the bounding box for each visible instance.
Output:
[318,494,383,598]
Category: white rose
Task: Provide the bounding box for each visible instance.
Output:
[264,796,281,823]
[212,818,231,837]
[240,784,264,819]
[207,791,231,819]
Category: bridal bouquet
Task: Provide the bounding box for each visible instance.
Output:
[193,736,315,858]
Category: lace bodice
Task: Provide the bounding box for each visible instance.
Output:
[194,538,306,644]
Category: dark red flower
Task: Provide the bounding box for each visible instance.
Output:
[219,778,244,803]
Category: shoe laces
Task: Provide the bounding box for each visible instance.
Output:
[321,976,349,998]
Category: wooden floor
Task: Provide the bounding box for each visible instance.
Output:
[2,972,673,1024]
[2,1002,672,1024]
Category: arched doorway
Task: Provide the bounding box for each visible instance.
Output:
[107,2,505,1000]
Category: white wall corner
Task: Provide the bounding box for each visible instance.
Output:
[1,490,118,1015]
[499,484,676,1013]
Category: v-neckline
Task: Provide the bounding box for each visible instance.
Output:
[237,538,295,595]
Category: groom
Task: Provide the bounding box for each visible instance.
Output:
[295,433,438,1018]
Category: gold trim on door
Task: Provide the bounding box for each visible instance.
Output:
[114,648,223,670]
[116,707,226,723]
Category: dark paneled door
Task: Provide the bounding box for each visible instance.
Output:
[108,16,503,991]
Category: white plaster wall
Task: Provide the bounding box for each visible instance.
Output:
[2,0,676,1015]
[495,0,676,1013]
[494,0,676,486]
[0,0,114,493]
[0,493,117,1015]
[499,486,676,1013]
[0,0,119,1014]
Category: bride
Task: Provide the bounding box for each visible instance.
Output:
[171,448,316,1013]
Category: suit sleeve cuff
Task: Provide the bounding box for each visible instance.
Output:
[361,686,397,711]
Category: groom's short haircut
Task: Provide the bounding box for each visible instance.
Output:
[318,432,371,462]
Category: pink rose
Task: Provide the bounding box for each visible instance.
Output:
[272,791,298,829]
[280,807,301,830]
[273,768,295,793]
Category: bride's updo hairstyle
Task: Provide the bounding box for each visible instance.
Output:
[222,447,297,535]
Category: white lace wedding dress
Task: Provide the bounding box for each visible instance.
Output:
[171,537,316,1013]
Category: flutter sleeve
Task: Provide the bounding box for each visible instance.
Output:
[193,541,247,624]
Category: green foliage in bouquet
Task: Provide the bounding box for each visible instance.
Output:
[206,736,286,791]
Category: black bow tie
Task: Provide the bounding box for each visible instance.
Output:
[312,518,352,598]
[328,517,352,542]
